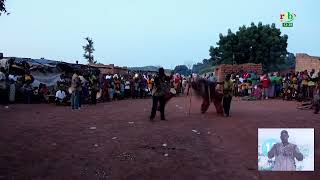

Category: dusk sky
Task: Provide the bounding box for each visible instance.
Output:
[1,0,319,69]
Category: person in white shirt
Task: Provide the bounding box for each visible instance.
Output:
[124,79,131,98]
[208,73,217,83]
[55,88,66,105]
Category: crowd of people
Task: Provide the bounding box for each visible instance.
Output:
[1,66,319,114]
[0,67,189,108]
[199,69,320,114]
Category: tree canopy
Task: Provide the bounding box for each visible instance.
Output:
[0,0,7,15]
[192,59,215,74]
[83,37,96,64]
[173,65,191,76]
[209,22,288,72]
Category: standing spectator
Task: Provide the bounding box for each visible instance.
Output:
[222,74,234,117]
[120,80,125,99]
[89,74,99,104]
[308,69,317,99]
[71,71,81,110]
[268,73,276,98]
[23,83,33,104]
[0,68,8,106]
[57,74,67,92]
[139,75,147,98]
[274,73,282,98]
[147,75,153,95]
[124,78,131,98]
[114,76,121,100]
[182,77,187,95]
[108,79,115,101]
[81,82,89,104]
[8,74,17,103]
[23,71,34,104]
[262,74,270,100]
[301,70,309,99]
[313,80,320,114]
[134,77,139,99]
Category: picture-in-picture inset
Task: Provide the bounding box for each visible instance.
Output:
[258,128,314,171]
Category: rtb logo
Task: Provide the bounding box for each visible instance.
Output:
[280,12,296,27]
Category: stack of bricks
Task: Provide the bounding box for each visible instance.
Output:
[214,63,263,82]
[295,53,320,73]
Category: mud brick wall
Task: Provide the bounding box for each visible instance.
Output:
[214,63,262,82]
[295,53,320,73]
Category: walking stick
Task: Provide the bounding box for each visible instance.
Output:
[188,84,192,116]
[208,84,211,104]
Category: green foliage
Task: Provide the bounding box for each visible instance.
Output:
[270,52,295,72]
[83,37,96,64]
[0,0,8,15]
[173,65,191,76]
[192,59,215,74]
[209,22,288,72]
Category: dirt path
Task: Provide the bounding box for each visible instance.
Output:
[0,96,319,180]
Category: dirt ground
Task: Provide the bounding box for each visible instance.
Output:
[0,96,319,180]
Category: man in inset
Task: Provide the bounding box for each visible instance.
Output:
[268,130,303,171]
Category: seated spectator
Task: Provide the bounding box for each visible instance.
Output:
[252,85,263,100]
[55,88,67,105]
[32,87,40,103]
[39,83,50,103]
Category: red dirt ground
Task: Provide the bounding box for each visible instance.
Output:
[0,96,319,180]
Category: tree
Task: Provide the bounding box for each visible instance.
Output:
[0,0,8,15]
[83,37,96,64]
[210,22,288,72]
[173,65,191,76]
[274,52,295,71]
[184,60,194,73]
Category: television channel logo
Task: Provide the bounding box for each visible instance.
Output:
[280,12,296,27]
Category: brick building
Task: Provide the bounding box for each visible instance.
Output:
[295,53,320,73]
[214,63,263,82]
[90,64,128,75]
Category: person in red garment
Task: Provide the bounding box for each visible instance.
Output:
[261,74,270,100]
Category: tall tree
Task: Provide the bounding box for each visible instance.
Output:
[83,37,96,64]
[184,60,194,73]
[0,0,8,15]
[210,22,288,72]
[173,65,191,76]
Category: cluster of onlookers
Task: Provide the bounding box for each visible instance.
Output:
[228,69,320,101]
[0,67,51,105]
[56,71,189,110]
[0,66,189,109]
[226,69,320,113]
[100,72,188,102]
[1,66,319,114]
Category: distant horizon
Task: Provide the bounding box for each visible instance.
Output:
[1,51,320,70]
[1,0,319,69]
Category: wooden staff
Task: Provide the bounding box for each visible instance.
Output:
[187,82,192,116]
[208,85,211,103]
